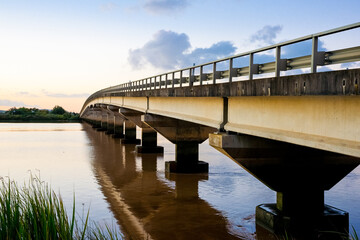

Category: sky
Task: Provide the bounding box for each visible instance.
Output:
[0,0,359,112]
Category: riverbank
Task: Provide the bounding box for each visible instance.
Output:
[0,106,80,122]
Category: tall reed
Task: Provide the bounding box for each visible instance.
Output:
[0,175,121,240]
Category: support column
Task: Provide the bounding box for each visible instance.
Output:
[209,132,360,239]
[113,115,124,138]
[98,110,108,132]
[105,112,115,135]
[142,114,216,173]
[89,109,102,129]
[119,108,163,153]
[120,119,141,144]
[136,128,164,153]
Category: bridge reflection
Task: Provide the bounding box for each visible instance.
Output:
[83,123,245,240]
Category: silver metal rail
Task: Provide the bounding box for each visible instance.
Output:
[85,22,360,102]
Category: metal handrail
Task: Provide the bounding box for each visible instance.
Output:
[82,22,360,111]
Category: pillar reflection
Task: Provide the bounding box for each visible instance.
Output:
[82,122,245,240]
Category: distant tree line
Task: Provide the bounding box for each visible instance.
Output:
[0,106,80,121]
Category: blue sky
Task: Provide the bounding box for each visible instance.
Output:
[0,0,359,111]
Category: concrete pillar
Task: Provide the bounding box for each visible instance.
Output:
[209,132,360,239]
[105,113,115,135]
[120,119,141,144]
[143,114,216,173]
[87,109,102,129]
[113,115,124,138]
[97,111,108,132]
[136,128,164,153]
[119,108,163,153]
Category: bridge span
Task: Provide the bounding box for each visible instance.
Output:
[80,23,360,239]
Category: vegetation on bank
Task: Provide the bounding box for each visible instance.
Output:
[0,106,79,121]
[0,175,121,240]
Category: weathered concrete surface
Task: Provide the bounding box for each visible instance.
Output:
[121,119,141,144]
[119,108,163,153]
[147,97,224,129]
[113,69,360,97]
[80,69,360,158]
[209,133,359,192]
[143,114,215,173]
[225,95,360,158]
[256,204,349,240]
[209,132,358,239]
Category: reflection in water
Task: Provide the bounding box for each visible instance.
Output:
[83,123,245,240]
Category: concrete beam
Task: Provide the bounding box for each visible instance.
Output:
[225,96,360,158]
[147,97,224,129]
[143,114,216,173]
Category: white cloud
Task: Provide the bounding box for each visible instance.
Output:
[128,30,236,70]
[144,0,188,14]
[42,90,89,98]
[100,2,118,12]
[250,25,283,45]
[0,99,35,108]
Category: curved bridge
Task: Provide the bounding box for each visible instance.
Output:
[80,23,360,238]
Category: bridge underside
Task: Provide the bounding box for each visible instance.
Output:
[81,69,360,238]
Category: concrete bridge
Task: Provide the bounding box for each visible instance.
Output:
[80,23,360,239]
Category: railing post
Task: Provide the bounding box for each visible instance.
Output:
[249,53,254,81]
[189,68,193,87]
[229,58,233,83]
[159,75,161,89]
[165,74,168,89]
[199,65,203,86]
[275,46,281,78]
[172,72,175,88]
[311,36,319,73]
[213,62,217,84]
[180,70,183,87]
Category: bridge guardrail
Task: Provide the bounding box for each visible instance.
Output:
[82,22,360,112]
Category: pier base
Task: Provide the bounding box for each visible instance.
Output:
[112,116,124,138]
[135,128,164,153]
[142,114,215,174]
[256,204,348,240]
[120,119,141,144]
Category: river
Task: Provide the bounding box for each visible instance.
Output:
[0,122,359,239]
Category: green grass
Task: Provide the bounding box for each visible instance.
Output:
[0,175,121,240]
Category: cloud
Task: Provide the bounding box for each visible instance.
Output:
[250,25,283,45]
[100,2,118,12]
[128,30,236,70]
[42,90,89,98]
[16,91,39,97]
[0,99,35,108]
[143,0,188,14]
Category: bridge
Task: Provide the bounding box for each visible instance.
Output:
[80,23,360,239]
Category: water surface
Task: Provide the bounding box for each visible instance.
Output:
[0,122,359,239]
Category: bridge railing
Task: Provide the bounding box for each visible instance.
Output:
[84,22,360,105]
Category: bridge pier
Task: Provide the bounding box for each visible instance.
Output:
[119,108,163,153]
[209,132,360,239]
[113,115,125,138]
[120,119,141,144]
[142,114,216,173]
[97,109,108,132]
[105,110,115,135]
[85,108,102,129]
